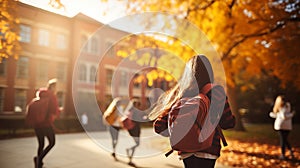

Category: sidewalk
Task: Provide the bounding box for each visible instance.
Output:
[0,128,230,168]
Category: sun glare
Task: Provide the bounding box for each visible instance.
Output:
[20,0,126,24]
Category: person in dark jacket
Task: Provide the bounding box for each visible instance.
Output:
[124,99,148,166]
[149,55,235,168]
[32,79,60,168]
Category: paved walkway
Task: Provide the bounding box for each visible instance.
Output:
[0,128,230,168]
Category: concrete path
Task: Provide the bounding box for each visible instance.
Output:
[0,128,230,168]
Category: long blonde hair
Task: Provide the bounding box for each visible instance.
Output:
[148,55,214,120]
[273,95,286,113]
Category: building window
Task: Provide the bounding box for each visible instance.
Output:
[91,37,99,54]
[16,56,29,79]
[37,60,48,80]
[79,64,87,81]
[0,88,4,112]
[56,33,67,49]
[57,62,66,81]
[14,89,27,113]
[106,69,113,86]
[120,71,128,87]
[0,58,7,76]
[20,24,31,43]
[38,29,49,46]
[90,66,97,82]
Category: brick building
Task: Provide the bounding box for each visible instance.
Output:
[0,1,157,122]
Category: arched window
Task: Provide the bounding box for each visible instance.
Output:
[79,64,87,81]
[90,66,97,82]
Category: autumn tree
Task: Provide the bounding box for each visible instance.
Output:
[118,0,300,131]
[0,0,20,61]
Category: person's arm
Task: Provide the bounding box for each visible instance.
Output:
[279,103,294,119]
[213,86,235,130]
[219,96,236,129]
[153,113,170,137]
[269,112,277,118]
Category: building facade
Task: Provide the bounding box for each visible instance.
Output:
[0,1,155,121]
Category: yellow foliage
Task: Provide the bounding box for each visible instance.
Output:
[0,0,21,60]
[119,0,300,91]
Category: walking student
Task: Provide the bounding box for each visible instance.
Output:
[269,95,295,160]
[149,55,236,168]
[103,97,124,161]
[27,78,60,168]
[122,99,147,166]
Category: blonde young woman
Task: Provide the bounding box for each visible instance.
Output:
[270,95,295,160]
[149,55,235,168]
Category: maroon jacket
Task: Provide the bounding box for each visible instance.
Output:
[154,85,235,156]
[35,88,60,128]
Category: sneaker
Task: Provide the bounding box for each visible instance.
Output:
[128,161,136,167]
[111,153,118,161]
[33,157,37,168]
[34,157,43,168]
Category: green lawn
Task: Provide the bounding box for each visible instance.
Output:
[224,123,300,147]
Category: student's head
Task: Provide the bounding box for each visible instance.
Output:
[47,78,57,92]
[179,55,214,96]
[148,55,214,120]
[273,95,287,113]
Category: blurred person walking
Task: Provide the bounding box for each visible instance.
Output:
[122,99,148,166]
[270,95,295,160]
[26,78,60,168]
[103,97,125,161]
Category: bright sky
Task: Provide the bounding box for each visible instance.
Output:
[19,0,178,36]
[20,0,127,24]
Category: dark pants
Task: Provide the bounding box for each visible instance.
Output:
[109,126,121,151]
[278,130,292,156]
[183,155,216,168]
[34,126,55,161]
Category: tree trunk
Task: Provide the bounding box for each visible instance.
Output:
[227,85,246,131]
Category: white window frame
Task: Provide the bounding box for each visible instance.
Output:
[79,64,87,81]
[20,24,31,43]
[16,56,29,79]
[56,33,67,49]
[14,89,27,113]
[38,29,50,46]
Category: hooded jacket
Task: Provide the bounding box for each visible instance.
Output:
[35,88,60,128]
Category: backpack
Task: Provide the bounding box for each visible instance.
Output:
[103,98,120,125]
[167,83,227,155]
[26,97,50,127]
[121,110,135,130]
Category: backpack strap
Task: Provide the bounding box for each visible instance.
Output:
[202,83,228,147]
[217,126,228,147]
[200,83,214,95]
[165,149,174,157]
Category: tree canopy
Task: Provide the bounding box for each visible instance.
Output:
[116,0,299,130]
[124,0,300,90]
[0,0,20,61]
